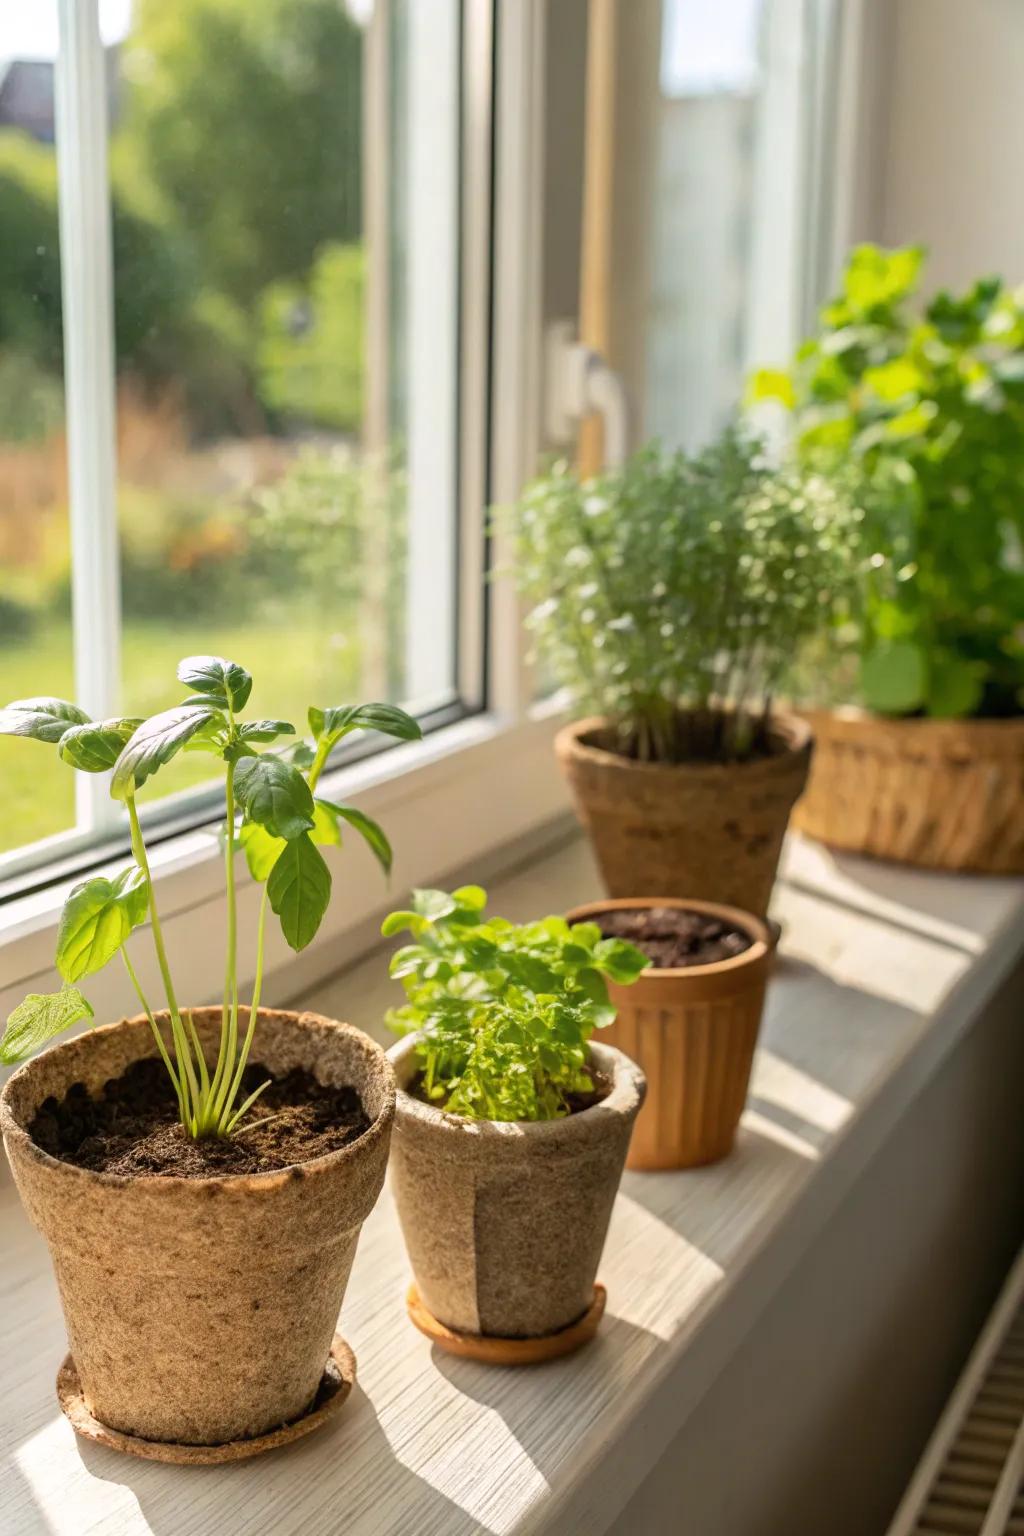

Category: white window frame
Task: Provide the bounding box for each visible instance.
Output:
[0,0,566,1018]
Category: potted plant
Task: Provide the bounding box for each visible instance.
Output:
[566,898,772,1170]
[0,661,419,1460]
[505,430,857,915]
[382,887,647,1363]
[752,244,1024,871]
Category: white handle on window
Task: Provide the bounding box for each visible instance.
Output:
[544,319,630,468]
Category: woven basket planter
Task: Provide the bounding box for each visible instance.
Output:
[568,898,771,1171]
[792,709,1024,873]
[555,713,811,916]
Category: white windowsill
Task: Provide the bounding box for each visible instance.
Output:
[2,830,1023,1536]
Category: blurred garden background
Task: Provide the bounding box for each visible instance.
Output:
[0,0,410,853]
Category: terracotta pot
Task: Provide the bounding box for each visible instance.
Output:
[568,898,772,1171]
[555,712,811,916]
[0,1007,395,1446]
[793,708,1024,873]
[387,1035,645,1339]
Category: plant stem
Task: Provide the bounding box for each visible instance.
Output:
[307,737,332,793]
[216,885,269,1133]
[127,794,200,1127]
[121,947,184,1116]
[206,759,240,1128]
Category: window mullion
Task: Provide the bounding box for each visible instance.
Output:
[55,0,123,838]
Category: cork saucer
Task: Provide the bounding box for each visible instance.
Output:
[407,1283,607,1365]
[57,1333,356,1464]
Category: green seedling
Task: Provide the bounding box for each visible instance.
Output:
[0,658,421,1138]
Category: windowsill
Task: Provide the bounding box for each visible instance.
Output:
[2,833,1023,1535]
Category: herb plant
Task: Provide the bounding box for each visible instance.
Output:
[0,659,420,1139]
[750,244,1024,718]
[383,887,647,1121]
[504,429,858,763]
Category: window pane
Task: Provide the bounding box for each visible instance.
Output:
[0,3,74,853]
[107,0,462,812]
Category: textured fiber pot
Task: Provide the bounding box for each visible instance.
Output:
[793,708,1024,873]
[0,1007,395,1446]
[387,1035,645,1339]
[569,898,772,1171]
[555,713,812,916]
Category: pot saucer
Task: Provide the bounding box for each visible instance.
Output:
[406,1282,606,1364]
[56,1333,356,1464]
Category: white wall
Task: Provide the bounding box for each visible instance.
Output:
[865,0,1024,289]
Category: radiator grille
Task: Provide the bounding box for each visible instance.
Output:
[888,1249,1024,1536]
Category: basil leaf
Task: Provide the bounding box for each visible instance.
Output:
[238,719,296,743]
[234,756,315,840]
[55,867,149,982]
[318,799,392,874]
[311,799,342,847]
[307,702,422,745]
[267,833,332,951]
[1,988,94,1065]
[0,697,90,744]
[177,655,252,712]
[111,704,223,799]
[238,819,286,883]
[412,888,457,921]
[860,641,927,714]
[57,718,142,773]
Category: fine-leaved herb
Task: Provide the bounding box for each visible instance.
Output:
[750,244,1024,718]
[503,429,858,763]
[383,886,647,1121]
[0,659,421,1139]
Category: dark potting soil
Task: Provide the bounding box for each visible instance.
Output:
[28,1057,371,1178]
[596,906,753,969]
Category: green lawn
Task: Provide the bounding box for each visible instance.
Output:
[0,618,362,854]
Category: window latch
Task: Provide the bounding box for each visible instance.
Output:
[544,320,630,467]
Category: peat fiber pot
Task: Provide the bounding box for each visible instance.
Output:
[555,713,812,916]
[0,1008,395,1450]
[387,1035,645,1358]
[568,899,772,1172]
[793,709,1024,873]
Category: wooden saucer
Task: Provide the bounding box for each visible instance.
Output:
[56,1333,356,1464]
[406,1283,607,1364]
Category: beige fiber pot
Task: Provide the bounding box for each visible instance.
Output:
[1,1007,395,1447]
[387,1035,645,1340]
[569,898,771,1171]
[556,713,811,916]
[793,708,1024,873]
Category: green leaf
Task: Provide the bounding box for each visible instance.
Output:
[308,702,422,745]
[381,909,422,938]
[311,799,342,847]
[0,697,90,744]
[860,641,927,715]
[318,799,392,873]
[452,884,487,911]
[926,655,984,719]
[594,937,649,983]
[745,368,794,408]
[111,704,223,799]
[57,718,142,773]
[177,655,252,712]
[55,867,149,983]
[267,833,332,951]
[234,756,315,840]
[238,719,295,743]
[412,888,457,921]
[238,819,286,882]
[1,988,94,1065]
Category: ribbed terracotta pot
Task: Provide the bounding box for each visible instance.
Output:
[793,708,1024,873]
[0,1007,395,1446]
[555,713,812,916]
[568,898,772,1171]
[387,1035,645,1339]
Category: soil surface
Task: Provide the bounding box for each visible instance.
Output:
[596,906,753,968]
[29,1058,371,1178]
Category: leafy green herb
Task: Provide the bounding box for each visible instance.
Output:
[384,887,647,1121]
[503,429,858,763]
[751,244,1024,718]
[0,659,420,1139]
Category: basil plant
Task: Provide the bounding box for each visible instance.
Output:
[0,658,420,1139]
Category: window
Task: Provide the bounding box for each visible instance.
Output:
[0,0,479,881]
